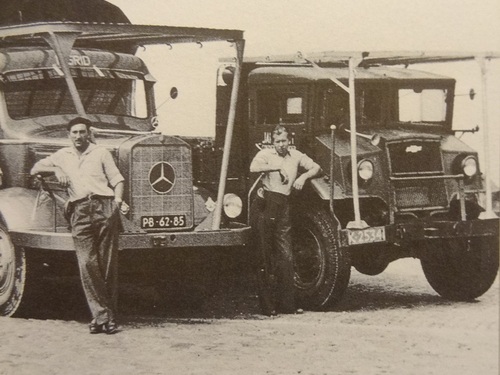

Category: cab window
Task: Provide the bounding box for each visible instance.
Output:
[256,89,305,125]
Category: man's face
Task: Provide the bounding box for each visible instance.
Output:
[273,132,289,156]
[69,123,90,151]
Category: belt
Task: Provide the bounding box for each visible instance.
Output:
[72,194,113,205]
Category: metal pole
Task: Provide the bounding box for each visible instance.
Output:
[329,125,336,215]
[346,58,367,229]
[42,32,86,115]
[477,57,496,219]
[212,39,245,230]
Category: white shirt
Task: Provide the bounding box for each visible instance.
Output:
[34,143,124,202]
[250,148,317,196]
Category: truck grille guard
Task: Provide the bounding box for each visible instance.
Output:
[388,173,467,224]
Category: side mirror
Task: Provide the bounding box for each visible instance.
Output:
[469,88,476,100]
[170,87,178,99]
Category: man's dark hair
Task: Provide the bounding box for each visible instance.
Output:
[272,125,289,139]
[67,117,92,131]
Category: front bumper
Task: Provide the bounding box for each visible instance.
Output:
[339,217,499,248]
[10,225,252,251]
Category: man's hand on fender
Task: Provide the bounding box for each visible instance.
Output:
[55,168,70,187]
[119,201,130,215]
[115,199,130,215]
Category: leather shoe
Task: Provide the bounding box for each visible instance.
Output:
[104,320,118,334]
[89,320,104,334]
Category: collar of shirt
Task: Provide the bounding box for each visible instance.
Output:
[269,147,291,158]
[65,142,97,158]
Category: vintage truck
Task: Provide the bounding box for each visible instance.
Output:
[0,21,251,316]
[215,52,499,310]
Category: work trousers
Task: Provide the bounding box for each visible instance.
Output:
[69,196,120,324]
[252,191,295,313]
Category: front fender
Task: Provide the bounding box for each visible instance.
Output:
[0,187,66,231]
[310,177,346,200]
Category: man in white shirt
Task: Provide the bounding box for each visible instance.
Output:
[250,125,321,314]
[31,117,126,334]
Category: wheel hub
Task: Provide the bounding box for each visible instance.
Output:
[293,227,324,289]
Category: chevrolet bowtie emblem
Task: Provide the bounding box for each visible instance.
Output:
[149,162,175,194]
[406,145,423,153]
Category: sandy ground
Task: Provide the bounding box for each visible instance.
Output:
[0,256,498,375]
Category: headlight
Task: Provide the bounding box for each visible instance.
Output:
[462,156,478,177]
[223,193,243,218]
[358,159,374,181]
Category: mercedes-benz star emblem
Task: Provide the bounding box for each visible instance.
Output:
[149,162,176,194]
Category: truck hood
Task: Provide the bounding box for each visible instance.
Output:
[366,127,443,142]
[314,127,448,165]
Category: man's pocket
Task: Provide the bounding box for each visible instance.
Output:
[64,200,74,223]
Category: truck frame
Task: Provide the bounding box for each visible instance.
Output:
[0,22,251,316]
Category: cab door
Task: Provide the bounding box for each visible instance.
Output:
[248,83,311,160]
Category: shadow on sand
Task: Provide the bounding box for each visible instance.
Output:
[16,255,465,326]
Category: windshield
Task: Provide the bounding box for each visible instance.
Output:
[398,88,447,123]
[4,76,148,120]
[323,84,448,129]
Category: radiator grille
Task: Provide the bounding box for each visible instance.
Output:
[388,140,443,175]
[387,139,448,211]
[130,143,193,230]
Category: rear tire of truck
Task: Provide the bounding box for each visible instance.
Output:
[421,236,499,301]
[0,224,29,317]
[292,206,351,310]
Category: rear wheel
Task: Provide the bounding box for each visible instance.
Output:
[0,224,27,316]
[292,206,351,310]
[421,236,499,301]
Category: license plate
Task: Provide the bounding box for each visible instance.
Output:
[141,215,186,229]
[347,226,386,245]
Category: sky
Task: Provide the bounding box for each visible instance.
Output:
[108,0,500,183]
[109,0,500,53]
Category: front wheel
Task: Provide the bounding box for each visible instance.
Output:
[292,206,351,310]
[0,224,28,316]
[421,236,499,301]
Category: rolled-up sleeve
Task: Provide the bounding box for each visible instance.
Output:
[30,152,58,175]
[102,150,124,187]
[299,153,316,171]
[250,151,268,172]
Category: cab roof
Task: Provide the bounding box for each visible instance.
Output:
[248,66,454,85]
[0,22,244,53]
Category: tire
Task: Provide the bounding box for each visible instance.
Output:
[292,206,351,310]
[421,236,499,301]
[0,224,27,316]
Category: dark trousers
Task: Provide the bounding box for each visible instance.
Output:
[251,191,295,313]
[69,197,120,324]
